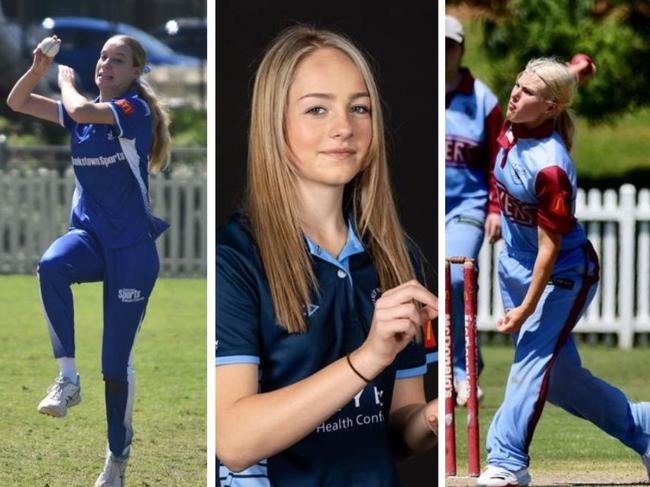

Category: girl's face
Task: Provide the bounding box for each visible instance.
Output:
[285,47,372,189]
[95,39,141,96]
[506,71,556,127]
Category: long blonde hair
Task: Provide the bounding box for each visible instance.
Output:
[109,35,172,173]
[246,25,417,333]
[524,57,577,151]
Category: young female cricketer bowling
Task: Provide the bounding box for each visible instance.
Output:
[216,26,438,486]
[477,57,650,486]
[7,34,170,486]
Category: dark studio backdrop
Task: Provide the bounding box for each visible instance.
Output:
[216,1,438,485]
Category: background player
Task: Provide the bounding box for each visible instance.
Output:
[7,34,170,486]
[477,57,650,486]
[445,14,502,404]
[216,26,437,486]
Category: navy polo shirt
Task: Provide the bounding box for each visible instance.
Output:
[216,213,427,486]
[57,91,168,249]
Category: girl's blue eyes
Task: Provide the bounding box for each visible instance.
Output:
[305,105,371,115]
[306,106,326,115]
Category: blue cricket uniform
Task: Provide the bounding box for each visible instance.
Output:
[445,68,502,380]
[486,120,650,471]
[216,213,428,486]
[39,91,168,458]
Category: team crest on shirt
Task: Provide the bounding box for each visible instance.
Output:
[509,160,526,185]
[304,303,319,317]
[115,99,135,116]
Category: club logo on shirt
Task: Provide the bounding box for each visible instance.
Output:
[115,99,135,116]
[550,192,570,217]
[496,181,537,226]
[509,160,526,185]
[304,303,320,317]
[118,288,145,303]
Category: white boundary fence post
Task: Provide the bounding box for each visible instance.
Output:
[618,184,636,348]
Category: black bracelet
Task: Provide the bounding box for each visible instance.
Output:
[346,353,371,384]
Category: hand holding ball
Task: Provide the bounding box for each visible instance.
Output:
[38,37,61,58]
[569,53,595,82]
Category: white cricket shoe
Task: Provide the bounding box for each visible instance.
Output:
[37,374,81,417]
[95,451,128,487]
[455,377,484,407]
[477,465,531,487]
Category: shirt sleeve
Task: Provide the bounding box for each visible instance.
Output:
[56,101,75,131]
[535,166,575,235]
[216,244,261,366]
[485,104,504,214]
[107,95,150,139]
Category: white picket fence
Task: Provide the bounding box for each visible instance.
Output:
[477,184,650,349]
[0,168,206,277]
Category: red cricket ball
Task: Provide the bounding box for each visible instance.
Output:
[570,53,594,77]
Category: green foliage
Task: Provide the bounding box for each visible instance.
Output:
[169,107,207,147]
[481,0,650,121]
[0,275,206,486]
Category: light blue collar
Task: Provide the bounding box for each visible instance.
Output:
[305,220,365,280]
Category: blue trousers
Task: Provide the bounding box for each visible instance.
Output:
[38,228,159,457]
[487,246,650,470]
[445,214,485,380]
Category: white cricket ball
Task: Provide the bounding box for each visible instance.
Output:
[38,37,60,58]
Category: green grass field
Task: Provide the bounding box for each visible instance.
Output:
[0,275,206,486]
[459,14,650,186]
[451,344,650,484]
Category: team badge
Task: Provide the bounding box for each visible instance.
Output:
[550,192,569,217]
[115,99,135,116]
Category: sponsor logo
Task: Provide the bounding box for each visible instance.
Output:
[496,181,537,226]
[115,99,135,116]
[71,152,126,168]
[118,288,145,303]
[445,137,480,168]
[315,386,386,434]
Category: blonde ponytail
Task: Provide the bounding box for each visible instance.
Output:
[554,110,575,152]
[107,34,172,173]
[135,79,171,173]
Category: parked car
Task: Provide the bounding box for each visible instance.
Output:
[153,17,206,59]
[30,16,201,94]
